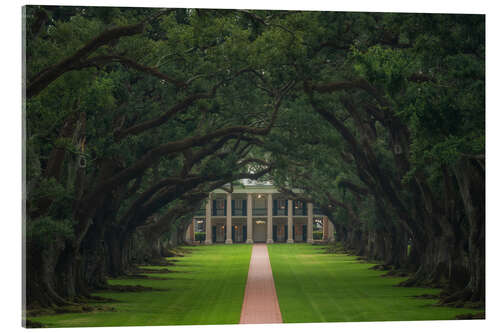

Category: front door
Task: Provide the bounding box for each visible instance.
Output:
[216,224,225,242]
[277,224,286,242]
[253,222,266,242]
[233,225,244,243]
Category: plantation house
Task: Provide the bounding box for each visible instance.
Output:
[185,183,334,244]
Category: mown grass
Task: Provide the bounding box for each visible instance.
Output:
[268,243,481,323]
[34,244,252,327]
[33,243,482,327]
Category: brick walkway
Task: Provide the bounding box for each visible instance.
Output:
[239,244,283,324]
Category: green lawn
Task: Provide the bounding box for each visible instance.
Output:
[33,243,481,327]
[34,244,252,327]
[268,243,480,323]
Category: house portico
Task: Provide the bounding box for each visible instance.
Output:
[186,184,334,244]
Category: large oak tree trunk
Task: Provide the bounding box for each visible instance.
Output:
[26,238,72,308]
[451,158,485,303]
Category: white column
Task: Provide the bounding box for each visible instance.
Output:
[307,203,313,244]
[191,219,196,243]
[322,216,328,241]
[246,193,253,244]
[267,193,273,243]
[225,193,233,244]
[205,195,212,244]
[185,220,192,242]
[287,199,294,243]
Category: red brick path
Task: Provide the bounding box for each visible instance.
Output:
[239,244,283,324]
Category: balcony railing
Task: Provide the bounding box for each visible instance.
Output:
[293,208,306,216]
[274,208,287,216]
[208,206,322,217]
[252,208,267,216]
[232,208,246,216]
[213,209,226,217]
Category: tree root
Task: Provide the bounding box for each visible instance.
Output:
[322,242,348,254]
[74,294,117,303]
[95,284,159,292]
[25,319,46,328]
[412,294,440,300]
[370,264,392,271]
[27,303,117,318]
[398,275,425,287]
[136,268,171,274]
[113,274,169,280]
[163,248,186,257]
[142,257,175,266]
[438,288,484,309]
[456,312,485,320]
[399,281,485,310]
[439,288,472,305]
[380,269,409,277]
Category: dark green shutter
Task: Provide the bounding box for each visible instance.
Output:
[273,200,277,215]
[212,226,216,243]
[212,200,216,216]
[243,225,247,242]
[303,201,307,216]
[224,200,227,216]
[302,224,307,241]
[242,199,247,216]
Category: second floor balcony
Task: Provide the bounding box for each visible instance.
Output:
[274,208,288,216]
[232,208,246,216]
[252,208,267,216]
[212,207,248,217]
[205,197,323,217]
[213,208,225,217]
